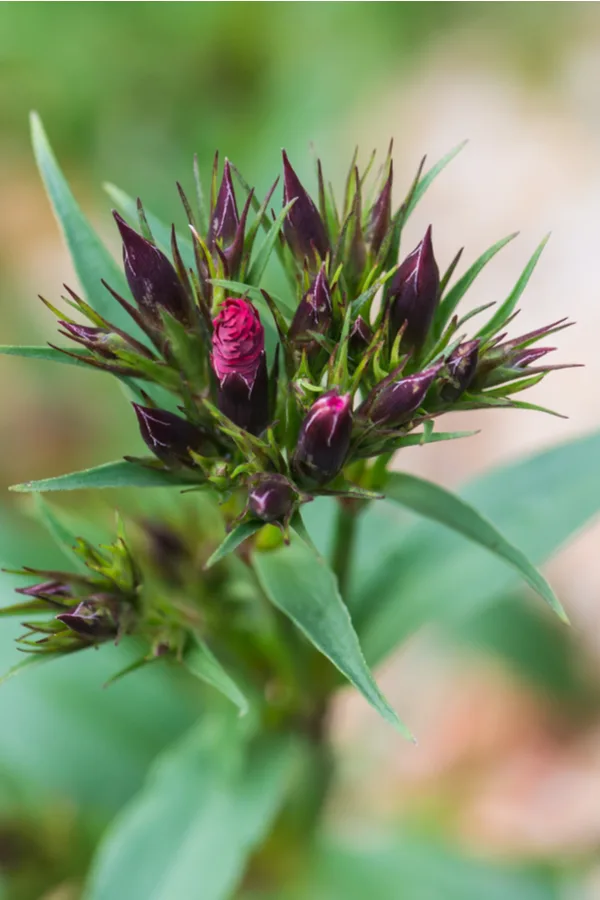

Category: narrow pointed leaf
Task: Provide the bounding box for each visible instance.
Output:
[405,140,468,220]
[478,235,550,338]
[384,472,566,622]
[252,532,412,738]
[32,495,89,573]
[246,201,295,287]
[86,716,298,900]
[434,233,518,338]
[10,461,197,493]
[0,345,93,367]
[30,113,137,333]
[184,636,248,715]
[204,521,263,569]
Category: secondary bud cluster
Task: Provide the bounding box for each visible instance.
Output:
[38,145,573,529]
[8,534,139,655]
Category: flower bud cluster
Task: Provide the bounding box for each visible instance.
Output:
[39,146,573,529]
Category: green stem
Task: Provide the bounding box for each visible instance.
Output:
[331,500,359,598]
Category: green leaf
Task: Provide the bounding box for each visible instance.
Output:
[433,233,518,338]
[10,460,197,493]
[355,429,600,667]
[204,521,263,569]
[478,234,550,338]
[405,140,468,220]
[86,716,298,900]
[32,495,89,574]
[184,636,249,715]
[384,472,566,622]
[0,345,93,367]
[104,182,195,271]
[253,532,412,738]
[30,113,137,334]
[290,833,564,900]
[245,200,295,288]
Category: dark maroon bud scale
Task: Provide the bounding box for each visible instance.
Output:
[387,225,439,350]
[113,212,191,327]
[289,264,332,346]
[359,362,443,428]
[133,404,213,467]
[292,389,352,486]
[282,151,330,268]
[249,474,297,524]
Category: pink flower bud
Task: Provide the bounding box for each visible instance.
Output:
[211,298,269,435]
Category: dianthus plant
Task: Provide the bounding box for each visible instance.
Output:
[0,116,576,898]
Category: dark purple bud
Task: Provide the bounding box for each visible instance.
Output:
[288,264,332,345]
[132,404,213,467]
[248,474,297,524]
[56,602,116,640]
[211,298,269,435]
[113,212,191,327]
[359,362,443,427]
[368,162,393,256]
[387,226,439,350]
[349,316,374,354]
[208,159,239,249]
[282,151,330,267]
[292,390,353,486]
[441,340,479,401]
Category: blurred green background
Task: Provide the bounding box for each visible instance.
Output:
[1,3,600,898]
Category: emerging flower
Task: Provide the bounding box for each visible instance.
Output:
[211,298,269,435]
[292,390,353,486]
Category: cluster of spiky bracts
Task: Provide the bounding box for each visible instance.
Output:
[43,147,572,534]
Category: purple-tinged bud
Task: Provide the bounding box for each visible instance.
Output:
[349,316,374,354]
[292,390,353,486]
[16,580,70,599]
[441,340,479,401]
[113,212,191,327]
[359,362,443,427]
[248,474,297,524]
[368,161,393,256]
[208,159,239,249]
[132,404,213,467]
[56,602,116,640]
[512,346,554,368]
[211,298,269,435]
[288,264,332,346]
[59,321,117,358]
[387,226,439,350]
[282,151,330,267]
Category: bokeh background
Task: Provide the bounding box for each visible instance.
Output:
[1,3,600,898]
